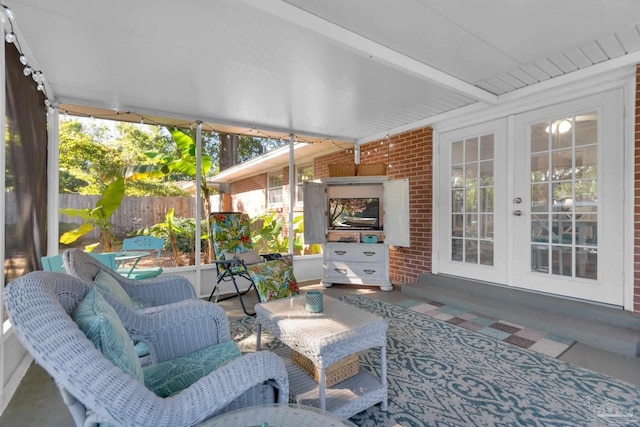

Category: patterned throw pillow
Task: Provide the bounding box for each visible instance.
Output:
[251,259,299,302]
[93,270,136,309]
[72,288,143,381]
[143,340,242,397]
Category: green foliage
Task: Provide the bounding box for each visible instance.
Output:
[130,208,208,266]
[252,211,306,255]
[59,176,125,251]
[58,118,187,196]
[59,120,121,194]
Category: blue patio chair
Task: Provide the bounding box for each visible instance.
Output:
[42,252,116,272]
[118,236,164,280]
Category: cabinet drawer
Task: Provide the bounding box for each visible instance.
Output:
[325,243,385,262]
[325,261,387,282]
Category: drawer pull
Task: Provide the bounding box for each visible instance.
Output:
[363,251,376,256]
[333,250,347,255]
[363,269,376,274]
[334,268,347,274]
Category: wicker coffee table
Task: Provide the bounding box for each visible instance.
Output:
[255,294,388,419]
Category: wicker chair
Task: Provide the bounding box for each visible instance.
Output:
[4,271,289,427]
[63,248,195,308]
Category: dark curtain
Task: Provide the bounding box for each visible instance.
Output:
[4,43,47,283]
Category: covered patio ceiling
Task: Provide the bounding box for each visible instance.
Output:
[7,0,640,146]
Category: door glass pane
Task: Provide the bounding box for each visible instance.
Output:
[479,188,493,212]
[452,141,464,164]
[465,164,478,188]
[552,150,572,181]
[449,134,494,266]
[465,137,478,162]
[575,114,597,146]
[550,118,573,149]
[575,146,597,179]
[531,123,549,153]
[529,112,598,279]
[480,241,494,265]
[531,154,549,183]
[480,135,494,160]
[531,183,550,211]
[452,190,464,213]
[452,166,464,188]
[575,247,597,279]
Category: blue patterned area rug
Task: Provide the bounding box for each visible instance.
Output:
[229,295,640,427]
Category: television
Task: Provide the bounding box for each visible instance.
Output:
[329,197,380,229]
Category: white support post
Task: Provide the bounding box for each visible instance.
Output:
[195,122,203,294]
[47,107,60,256]
[0,13,6,405]
[288,133,295,257]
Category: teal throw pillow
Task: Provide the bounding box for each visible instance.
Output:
[93,270,136,309]
[73,288,143,381]
[143,340,242,397]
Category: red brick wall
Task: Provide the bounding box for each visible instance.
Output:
[635,64,640,314]
[229,168,295,237]
[230,174,267,216]
[313,150,354,178]
[360,129,433,284]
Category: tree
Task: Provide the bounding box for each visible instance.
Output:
[58,118,188,197]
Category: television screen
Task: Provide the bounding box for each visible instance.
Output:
[329,197,380,229]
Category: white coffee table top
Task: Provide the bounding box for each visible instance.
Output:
[200,404,357,426]
[255,294,387,367]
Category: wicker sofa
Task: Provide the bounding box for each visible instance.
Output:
[4,271,289,427]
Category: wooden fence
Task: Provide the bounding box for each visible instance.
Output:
[5,192,200,239]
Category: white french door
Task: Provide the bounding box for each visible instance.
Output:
[437,119,509,284]
[437,90,624,305]
[511,91,623,304]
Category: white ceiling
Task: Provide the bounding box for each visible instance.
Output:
[6,0,640,144]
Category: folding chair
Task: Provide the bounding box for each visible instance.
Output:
[118,236,164,280]
[209,212,298,316]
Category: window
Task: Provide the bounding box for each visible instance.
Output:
[268,171,284,205]
[296,164,314,204]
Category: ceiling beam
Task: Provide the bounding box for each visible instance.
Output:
[239,0,498,105]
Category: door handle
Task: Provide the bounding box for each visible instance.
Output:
[513,210,523,216]
[334,250,346,255]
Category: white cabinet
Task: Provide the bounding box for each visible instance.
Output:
[303,176,410,291]
[325,242,391,289]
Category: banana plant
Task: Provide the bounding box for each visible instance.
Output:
[116,128,215,261]
[252,211,305,254]
[59,176,125,252]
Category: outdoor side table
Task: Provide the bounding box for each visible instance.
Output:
[255,294,388,419]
